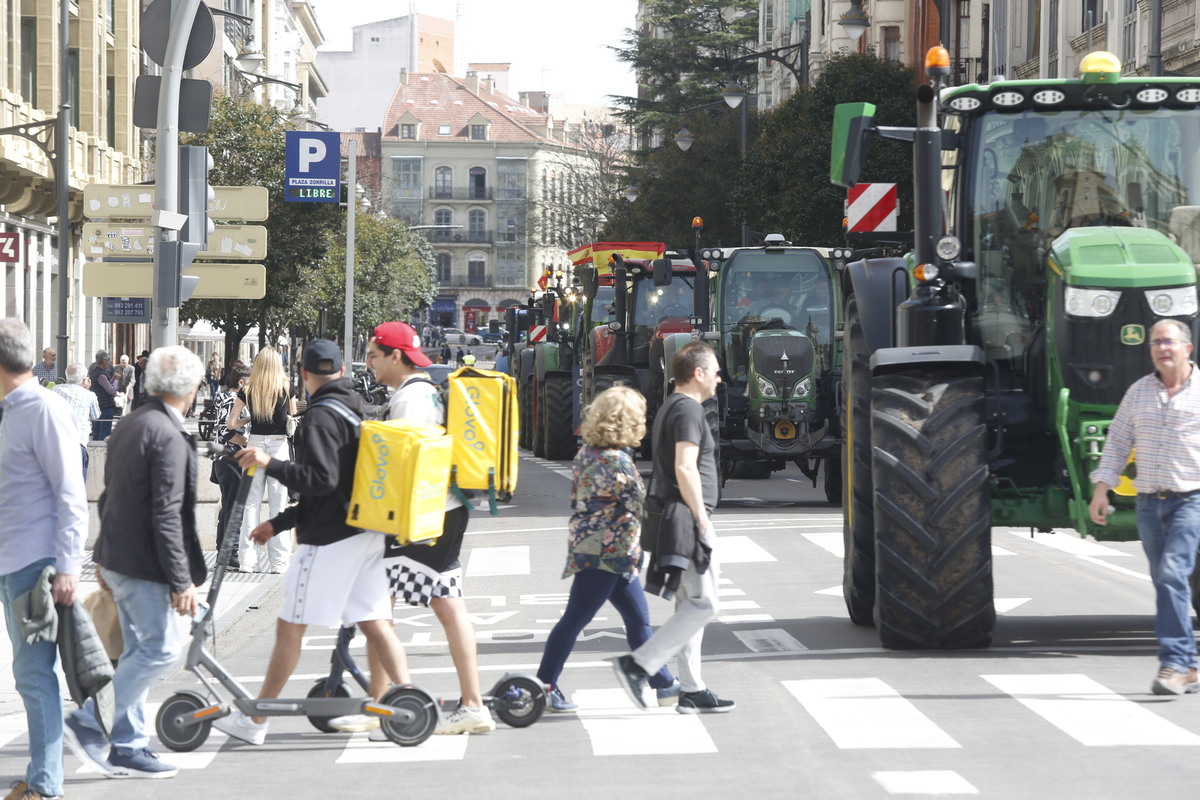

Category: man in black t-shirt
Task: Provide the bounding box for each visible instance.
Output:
[614,341,735,714]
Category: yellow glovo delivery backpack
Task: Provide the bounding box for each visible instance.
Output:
[441,366,520,513]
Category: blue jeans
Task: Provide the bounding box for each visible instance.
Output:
[92,406,114,441]
[74,567,187,751]
[537,568,674,691]
[1136,493,1200,672]
[0,558,64,797]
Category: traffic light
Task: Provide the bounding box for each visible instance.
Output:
[179,144,214,248]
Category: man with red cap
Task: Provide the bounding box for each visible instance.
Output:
[335,322,494,737]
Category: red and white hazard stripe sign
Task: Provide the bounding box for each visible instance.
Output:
[529,325,547,343]
[847,183,898,232]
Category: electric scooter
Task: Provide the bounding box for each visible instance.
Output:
[154,443,440,751]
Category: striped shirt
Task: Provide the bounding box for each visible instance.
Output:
[52,382,100,446]
[1090,366,1200,494]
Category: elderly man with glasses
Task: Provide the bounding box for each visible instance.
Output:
[1089,317,1200,696]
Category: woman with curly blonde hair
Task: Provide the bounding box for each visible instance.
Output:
[227,347,297,573]
[536,387,678,712]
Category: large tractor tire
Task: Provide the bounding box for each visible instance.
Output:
[823,456,842,505]
[870,368,994,650]
[542,374,577,461]
[842,298,876,625]
[518,381,533,451]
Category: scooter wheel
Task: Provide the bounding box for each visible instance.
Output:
[306,679,353,733]
[492,676,546,728]
[156,692,212,752]
[379,685,438,746]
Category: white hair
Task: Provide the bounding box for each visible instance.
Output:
[145,346,204,399]
[0,318,34,373]
[1150,318,1193,345]
[64,363,88,384]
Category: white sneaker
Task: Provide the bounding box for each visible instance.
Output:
[434,705,495,735]
[212,710,268,745]
[328,714,380,732]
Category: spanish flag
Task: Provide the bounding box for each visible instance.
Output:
[535,268,552,291]
[592,242,666,275]
[568,242,593,266]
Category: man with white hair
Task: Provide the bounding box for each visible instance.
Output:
[51,364,100,480]
[63,346,208,780]
[0,318,87,800]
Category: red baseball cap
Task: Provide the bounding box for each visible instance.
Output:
[371,321,432,368]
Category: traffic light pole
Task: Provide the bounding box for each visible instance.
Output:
[150,0,203,348]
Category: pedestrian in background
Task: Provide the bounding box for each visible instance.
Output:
[1090,317,1200,696]
[455,346,464,366]
[62,346,207,780]
[0,318,87,800]
[350,321,493,737]
[537,387,679,713]
[227,348,296,574]
[212,363,252,570]
[130,351,149,410]
[51,363,100,481]
[613,341,735,714]
[440,343,452,365]
[206,353,222,401]
[215,340,411,746]
[31,347,56,385]
[114,355,135,416]
[88,351,117,440]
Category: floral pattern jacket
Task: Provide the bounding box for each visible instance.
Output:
[565,445,645,579]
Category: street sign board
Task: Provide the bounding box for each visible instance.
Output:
[285,131,341,203]
[82,223,268,260]
[847,183,898,232]
[83,262,266,299]
[102,297,152,324]
[83,185,269,221]
[0,232,20,263]
[529,325,547,343]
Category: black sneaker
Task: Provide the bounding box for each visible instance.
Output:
[676,689,736,714]
[611,655,650,709]
[106,747,178,779]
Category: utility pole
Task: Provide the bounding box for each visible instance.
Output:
[55,0,70,380]
[344,139,357,368]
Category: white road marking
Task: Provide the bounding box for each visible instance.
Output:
[783,678,960,749]
[718,600,761,610]
[716,535,777,563]
[733,628,807,653]
[815,585,843,596]
[1007,530,1132,557]
[1075,555,1150,582]
[994,598,1032,613]
[873,771,979,795]
[984,674,1200,746]
[803,532,843,558]
[718,613,775,623]
[573,688,717,755]
[717,587,746,597]
[336,731,470,763]
[465,545,531,577]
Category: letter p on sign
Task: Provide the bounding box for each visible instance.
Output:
[299,139,326,172]
[285,130,341,204]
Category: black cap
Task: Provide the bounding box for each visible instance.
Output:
[302,339,342,375]
[138,350,150,359]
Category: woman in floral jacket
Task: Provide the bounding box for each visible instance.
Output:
[536,387,679,712]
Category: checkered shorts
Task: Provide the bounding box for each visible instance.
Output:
[385,556,464,607]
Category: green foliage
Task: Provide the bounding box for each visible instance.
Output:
[734,52,919,245]
[315,214,437,336]
[610,0,759,133]
[179,95,339,364]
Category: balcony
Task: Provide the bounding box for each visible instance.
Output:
[430,187,493,201]
[428,230,493,244]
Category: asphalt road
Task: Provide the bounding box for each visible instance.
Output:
[6,455,1200,799]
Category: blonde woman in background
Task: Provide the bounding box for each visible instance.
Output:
[227,348,297,573]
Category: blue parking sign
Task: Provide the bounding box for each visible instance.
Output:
[285,131,341,203]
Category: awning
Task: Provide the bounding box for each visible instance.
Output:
[431,298,457,313]
[464,298,490,311]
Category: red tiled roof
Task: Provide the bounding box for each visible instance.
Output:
[380,73,553,143]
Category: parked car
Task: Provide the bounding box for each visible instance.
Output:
[478,329,506,344]
[443,328,482,346]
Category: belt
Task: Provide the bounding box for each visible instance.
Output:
[1146,489,1200,500]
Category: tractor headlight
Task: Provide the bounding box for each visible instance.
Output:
[1144,286,1198,317]
[756,375,779,398]
[1064,287,1121,318]
[790,376,812,399]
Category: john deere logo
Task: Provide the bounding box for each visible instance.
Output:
[1120,324,1145,345]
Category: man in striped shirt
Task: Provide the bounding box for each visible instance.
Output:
[51,364,100,481]
[1089,318,1200,696]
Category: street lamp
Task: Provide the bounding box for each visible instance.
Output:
[722,79,746,110]
[673,92,749,246]
[623,182,640,203]
[839,0,871,43]
[674,126,695,152]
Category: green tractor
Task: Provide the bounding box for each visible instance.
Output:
[681,236,842,498]
[831,49,1200,649]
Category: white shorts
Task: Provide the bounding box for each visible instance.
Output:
[278,532,393,627]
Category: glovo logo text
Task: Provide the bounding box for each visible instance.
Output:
[369,433,389,499]
[462,386,486,452]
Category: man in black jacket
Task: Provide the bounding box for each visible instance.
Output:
[215,339,411,745]
[63,346,208,780]
[613,342,735,714]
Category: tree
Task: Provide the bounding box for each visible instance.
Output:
[734,52,919,246]
[534,121,634,252]
[610,0,760,134]
[179,96,340,367]
[314,212,437,342]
